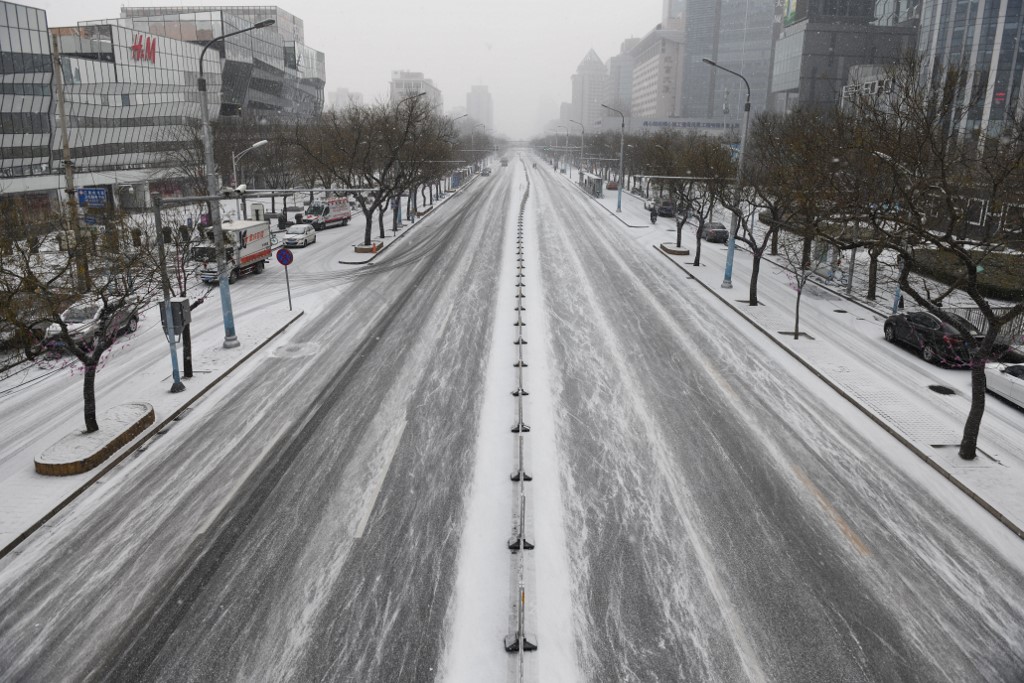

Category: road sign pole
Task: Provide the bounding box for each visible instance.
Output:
[285,264,292,311]
[276,247,294,311]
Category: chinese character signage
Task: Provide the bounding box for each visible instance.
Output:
[77,187,107,208]
[131,35,157,63]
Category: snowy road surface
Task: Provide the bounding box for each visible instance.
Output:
[0,158,1023,681]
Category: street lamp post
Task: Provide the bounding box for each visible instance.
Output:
[232,139,268,220]
[471,123,485,170]
[198,17,275,348]
[151,194,186,393]
[569,119,585,184]
[601,104,625,212]
[702,58,750,289]
[556,124,567,173]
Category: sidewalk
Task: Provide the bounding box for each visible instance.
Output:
[0,175,478,558]
[554,161,1024,540]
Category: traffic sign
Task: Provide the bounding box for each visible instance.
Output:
[276,248,293,266]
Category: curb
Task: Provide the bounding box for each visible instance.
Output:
[653,245,1024,542]
[0,310,306,561]
[553,168,649,228]
[338,181,476,265]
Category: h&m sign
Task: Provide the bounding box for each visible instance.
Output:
[131,35,157,63]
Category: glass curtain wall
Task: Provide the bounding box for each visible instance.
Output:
[0,1,53,178]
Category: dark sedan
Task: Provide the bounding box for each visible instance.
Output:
[700,221,730,243]
[883,311,984,365]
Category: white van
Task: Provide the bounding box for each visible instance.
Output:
[302,197,352,230]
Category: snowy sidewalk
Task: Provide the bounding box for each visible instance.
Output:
[553,160,1024,540]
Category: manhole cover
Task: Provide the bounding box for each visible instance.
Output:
[272,342,319,359]
[928,385,955,395]
[833,309,848,313]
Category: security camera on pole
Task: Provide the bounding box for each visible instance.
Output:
[197,18,275,348]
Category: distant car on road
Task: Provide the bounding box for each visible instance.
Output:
[883,311,984,365]
[282,223,317,248]
[985,363,1024,408]
[481,167,492,176]
[700,221,730,243]
[657,199,676,217]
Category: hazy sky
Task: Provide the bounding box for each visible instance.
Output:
[38,0,660,139]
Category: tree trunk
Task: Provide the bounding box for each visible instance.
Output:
[749,254,761,306]
[363,209,374,246]
[676,221,683,249]
[83,359,99,433]
[379,206,387,240]
[867,249,880,300]
[960,334,999,459]
[182,323,193,378]
[770,228,778,256]
[793,284,803,339]
[692,221,704,266]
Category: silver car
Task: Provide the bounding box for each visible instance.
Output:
[45,301,139,346]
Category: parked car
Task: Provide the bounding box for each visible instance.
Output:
[701,221,730,243]
[985,363,1024,408]
[657,199,676,217]
[282,223,317,248]
[45,300,139,347]
[607,180,618,190]
[883,311,984,365]
[267,212,293,231]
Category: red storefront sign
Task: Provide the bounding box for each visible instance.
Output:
[131,35,157,63]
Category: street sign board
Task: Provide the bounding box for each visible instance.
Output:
[83,215,97,225]
[77,187,107,208]
[276,248,293,266]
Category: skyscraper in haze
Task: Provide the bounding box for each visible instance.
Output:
[466,85,493,130]
[571,49,608,128]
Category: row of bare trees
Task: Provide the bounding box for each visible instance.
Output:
[538,55,1024,461]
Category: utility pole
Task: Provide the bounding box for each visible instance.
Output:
[51,33,89,292]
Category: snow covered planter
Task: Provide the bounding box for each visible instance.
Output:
[659,242,690,256]
[353,241,384,254]
[35,402,154,476]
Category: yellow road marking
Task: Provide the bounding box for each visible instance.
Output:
[792,464,873,557]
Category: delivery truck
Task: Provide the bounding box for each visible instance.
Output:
[195,220,272,284]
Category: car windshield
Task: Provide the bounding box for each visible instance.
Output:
[192,246,217,261]
[286,225,308,234]
[64,305,98,323]
[946,315,981,335]
[307,204,326,216]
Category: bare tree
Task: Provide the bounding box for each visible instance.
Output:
[0,207,161,433]
[843,54,1024,459]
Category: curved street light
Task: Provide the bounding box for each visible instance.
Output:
[197,18,275,348]
[232,139,268,219]
[702,58,750,289]
[601,104,625,212]
[569,119,585,182]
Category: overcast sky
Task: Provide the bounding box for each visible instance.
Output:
[37,0,660,139]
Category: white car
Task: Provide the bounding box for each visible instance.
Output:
[985,363,1024,408]
[282,223,317,247]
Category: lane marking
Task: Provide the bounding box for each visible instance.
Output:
[792,464,873,558]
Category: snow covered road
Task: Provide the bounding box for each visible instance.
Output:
[0,157,1022,682]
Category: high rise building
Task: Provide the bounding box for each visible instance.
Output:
[570,49,607,128]
[329,88,363,109]
[918,0,1020,135]
[769,0,916,112]
[0,1,53,185]
[118,6,326,118]
[466,85,493,130]
[605,38,640,116]
[0,3,325,209]
[390,71,443,111]
[628,28,686,119]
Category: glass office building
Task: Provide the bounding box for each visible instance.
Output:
[1,4,324,210]
[0,1,53,181]
[120,6,325,118]
[49,23,220,176]
[918,0,1024,135]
